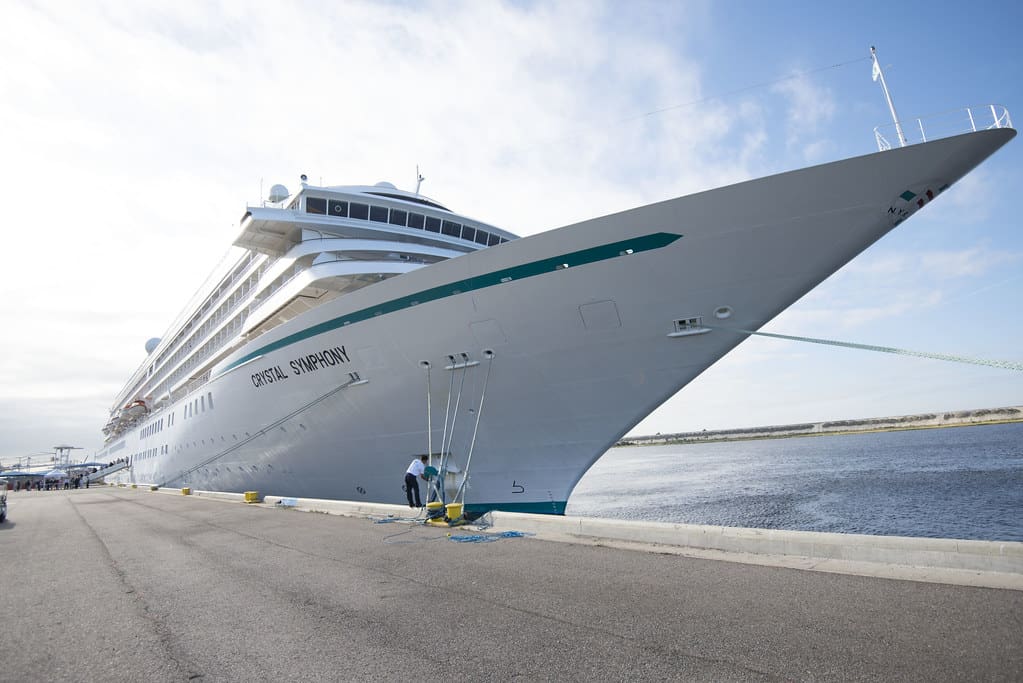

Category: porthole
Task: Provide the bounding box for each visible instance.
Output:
[714,306,733,320]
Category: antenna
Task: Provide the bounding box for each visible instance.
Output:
[415,165,425,195]
[871,46,907,147]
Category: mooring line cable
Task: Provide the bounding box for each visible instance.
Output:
[425,363,433,463]
[442,355,470,471]
[707,325,1023,371]
[456,351,495,506]
[421,361,444,504]
[439,356,456,474]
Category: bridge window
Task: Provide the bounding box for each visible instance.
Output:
[369,206,388,222]
[389,209,408,226]
[328,200,348,217]
[349,203,369,220]
[425,216,441,232]
[461,226,476,242]
[407,213,424,229]
[306,197,327,215]
[442,220,461,237]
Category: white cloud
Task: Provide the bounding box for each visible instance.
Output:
[919,245,1019,277]
[772,74,836,162]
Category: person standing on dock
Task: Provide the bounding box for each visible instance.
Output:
[404,455,428,508]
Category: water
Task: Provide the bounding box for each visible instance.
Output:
[566,422,1023,541]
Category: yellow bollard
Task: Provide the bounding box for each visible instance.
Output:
[243,491,261,504]
[181,487,191,495]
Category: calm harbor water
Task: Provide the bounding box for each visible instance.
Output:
[565,422,1023,542]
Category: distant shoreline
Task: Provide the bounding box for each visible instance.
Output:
[617,406,1023,447]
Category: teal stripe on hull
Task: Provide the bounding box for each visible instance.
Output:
[216,232,682,378]
[465,500,568,516]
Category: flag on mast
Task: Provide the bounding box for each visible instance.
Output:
[872,59,880,82]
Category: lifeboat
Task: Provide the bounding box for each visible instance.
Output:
[125,399,149,419]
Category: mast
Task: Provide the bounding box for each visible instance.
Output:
[871,46,907,147]
[415,165,425,195]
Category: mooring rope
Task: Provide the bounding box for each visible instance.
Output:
[456,351,495,506]
[421,361,444,504]
[707,326,1023,371]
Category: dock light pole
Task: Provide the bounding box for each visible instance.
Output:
[871,46,907,147]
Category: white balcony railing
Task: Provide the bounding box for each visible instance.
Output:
[874,104,1013,151]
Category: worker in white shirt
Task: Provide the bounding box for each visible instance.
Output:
[404,455,428,508]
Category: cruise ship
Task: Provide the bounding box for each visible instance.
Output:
[98,106,1014,516]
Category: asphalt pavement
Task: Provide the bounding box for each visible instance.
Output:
[1,488,1020,681]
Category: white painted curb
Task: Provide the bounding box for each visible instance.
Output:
[485,512,1023,574]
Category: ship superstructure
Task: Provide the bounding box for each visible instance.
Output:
[104,181,515,443]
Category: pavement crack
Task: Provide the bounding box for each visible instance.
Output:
[69,495,204,682]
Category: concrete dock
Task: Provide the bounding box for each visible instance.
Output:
[2,488,1021,681]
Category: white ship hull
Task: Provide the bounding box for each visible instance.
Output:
[102,129,1014,514]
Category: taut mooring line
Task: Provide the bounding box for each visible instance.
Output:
[708,326,1023,372]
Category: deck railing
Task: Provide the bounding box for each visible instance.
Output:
[874,104,1013,151]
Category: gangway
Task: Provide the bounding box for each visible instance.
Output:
[84,460,129,484]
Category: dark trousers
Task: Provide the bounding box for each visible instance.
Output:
[404,473,421,507]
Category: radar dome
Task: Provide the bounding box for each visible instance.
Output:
[268,184,290,203]
[374,181,397,190]
[145,338,161,354]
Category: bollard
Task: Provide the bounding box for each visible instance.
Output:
[244,491,261,504]
[181,487,191,495]
[150,485,159,491]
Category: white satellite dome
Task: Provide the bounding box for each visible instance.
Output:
[268,184,290,203]
[145,338,161,354]
[374,181,397,190]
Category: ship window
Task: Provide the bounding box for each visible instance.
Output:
[306,197,327,215]
[328,200,348,217]
[442,220,461,237]
[407,213,424,229]
[389,209,407,226]
[349,203,369,220]
[474,230,489,245]
[425,216,441,232]
[369,205,388,222]
[207,392,214,409]
[487,233,500,246]
[461,226,476,243]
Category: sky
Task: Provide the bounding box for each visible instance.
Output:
[1,0,1021,464]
